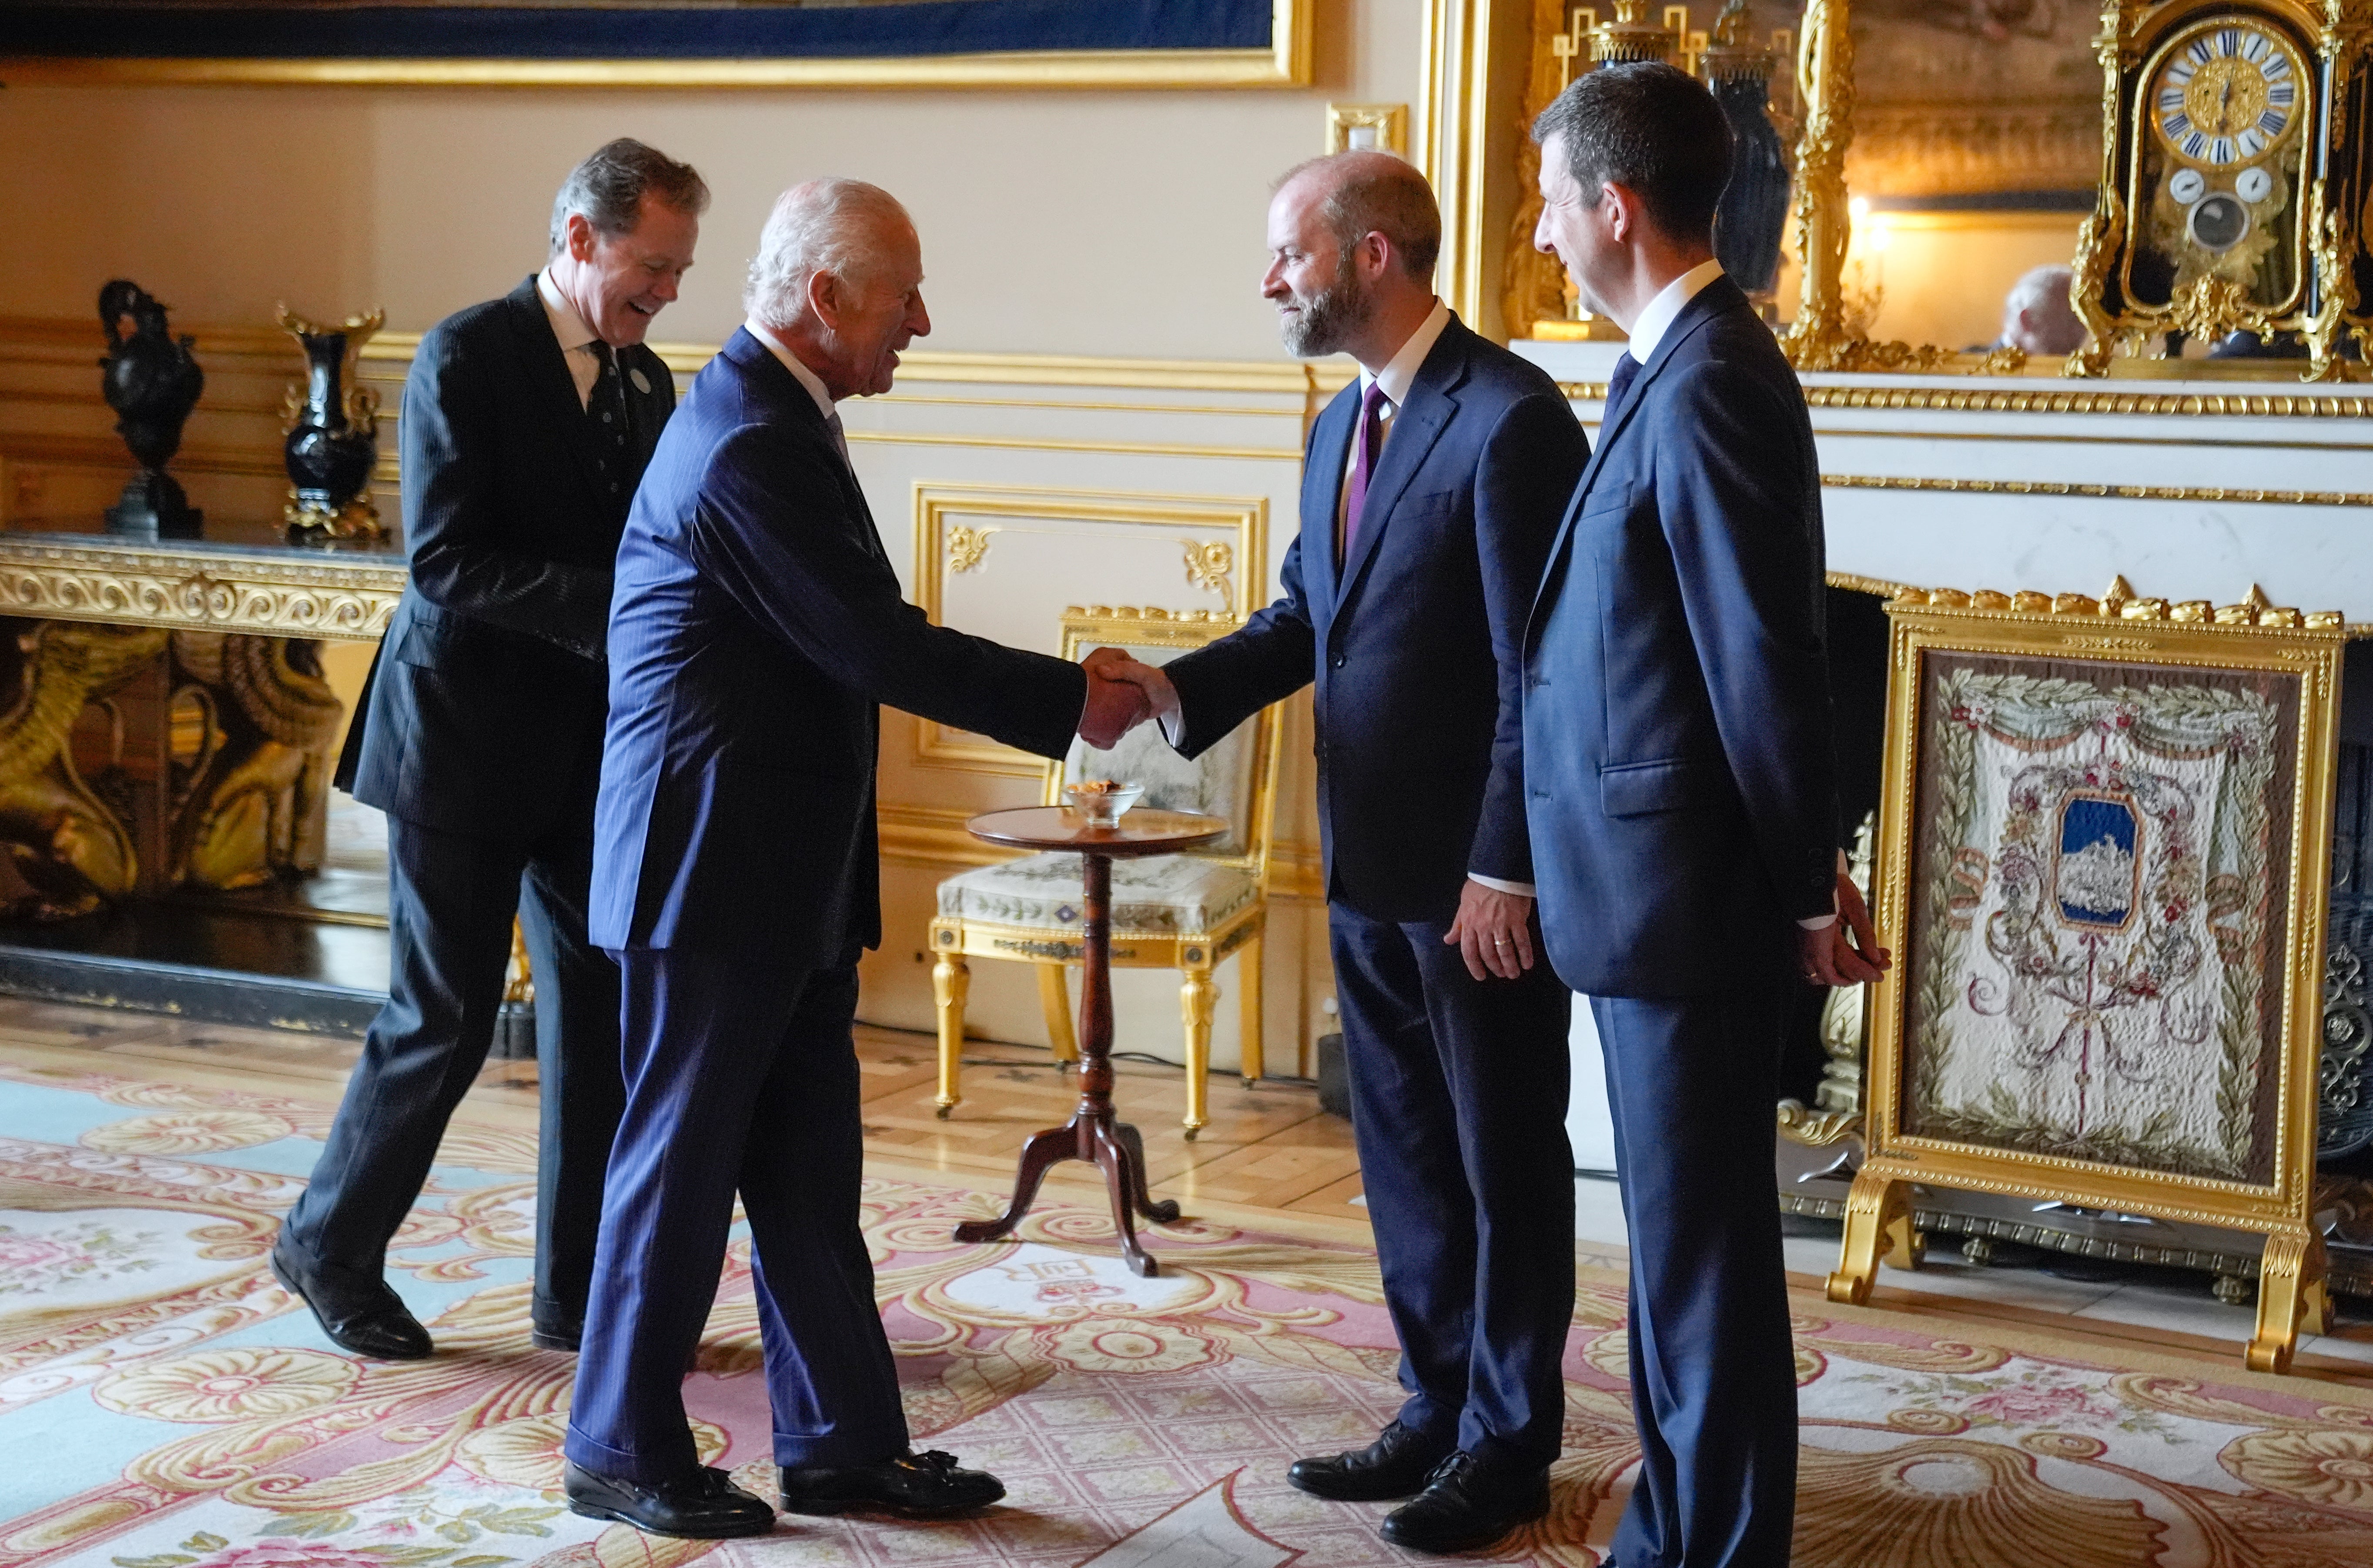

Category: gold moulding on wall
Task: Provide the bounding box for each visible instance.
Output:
[908,484,1268,778]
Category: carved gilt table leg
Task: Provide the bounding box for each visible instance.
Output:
[1827,1168,1920,1304]
[932,949,969,1120]
[2248,1228,2332,1374]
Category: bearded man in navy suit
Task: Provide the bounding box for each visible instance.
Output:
[1523,64,1890,1568]
[1102,151,1589,1555]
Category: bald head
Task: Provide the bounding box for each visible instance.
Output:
[1274,150,1443,284]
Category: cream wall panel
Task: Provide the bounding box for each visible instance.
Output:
[1524,339,2373,618]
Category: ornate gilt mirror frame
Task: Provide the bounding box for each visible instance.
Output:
[1492,0,2359,379]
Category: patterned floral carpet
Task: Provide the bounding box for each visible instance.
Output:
[7,1042,2373,1568]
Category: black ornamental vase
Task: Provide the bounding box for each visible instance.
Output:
[1701,10,1791,304]
[99,280,204,539]
[278,306,387,541]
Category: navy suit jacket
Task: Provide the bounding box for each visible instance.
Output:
[338,277,675,845]
[590,329,1087,966]
[1160,316,1587,922]
[1522,275,1838,996]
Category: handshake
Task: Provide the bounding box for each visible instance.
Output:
[1076,647,1175,750]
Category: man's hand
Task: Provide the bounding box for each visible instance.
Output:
[1088,648,1177,712]
[1078,655,1151,749]
[1444,879,1537,981]
[1801,869,1891,988]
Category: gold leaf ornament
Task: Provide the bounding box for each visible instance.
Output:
[1792,1439,2165,1568]
[2221,1425,2373,1511]
[80,1110,297,1154]
[94,1348,358,1422]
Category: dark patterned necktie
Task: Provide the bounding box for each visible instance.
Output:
[586,340,633,507]
[1341,380,1390,554]
[1603,352,1643,422]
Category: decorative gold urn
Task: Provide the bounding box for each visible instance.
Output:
[2069,0,2369,379]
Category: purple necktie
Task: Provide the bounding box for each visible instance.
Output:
[1603,351,1642,420]
[1342,381,1389,555]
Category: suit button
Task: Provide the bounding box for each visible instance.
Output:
[1332,654,1347,669]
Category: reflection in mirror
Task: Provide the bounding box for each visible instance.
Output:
[1507,0,2099,368]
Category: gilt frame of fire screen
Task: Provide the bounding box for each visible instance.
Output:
[1830,583,2345,1373]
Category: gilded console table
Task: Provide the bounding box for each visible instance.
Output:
[0,522,404,920]
[0,526,405,642]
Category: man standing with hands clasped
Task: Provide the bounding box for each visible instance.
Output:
[1098,150,1589,1555]
[1524,64,1890,1568]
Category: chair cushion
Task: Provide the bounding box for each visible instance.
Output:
[937,852,1258,937]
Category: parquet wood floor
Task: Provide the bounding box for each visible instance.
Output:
[0,997,1369,1224]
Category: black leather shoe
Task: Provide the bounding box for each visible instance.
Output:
[564,1461,773,1539]
[530,1321,582,1353]
[1379,1453,1551,1555]
[777,1450,1005,1518]
[269,1242,432,1361]
[1286,1421,1453,1501]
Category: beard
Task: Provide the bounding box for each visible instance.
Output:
[1278,253,1374,358]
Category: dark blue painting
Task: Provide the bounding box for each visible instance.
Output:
[1,1,1275,65]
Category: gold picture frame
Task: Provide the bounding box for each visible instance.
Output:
[0,0,1312,90]
[1831,579,2345,1373]
[1325,103,1410,155]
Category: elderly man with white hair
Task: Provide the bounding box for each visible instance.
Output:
[561,179,1146,1538]
[1999,263,2086,357]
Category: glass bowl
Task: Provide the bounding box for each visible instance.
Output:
[1064,781,1145,826]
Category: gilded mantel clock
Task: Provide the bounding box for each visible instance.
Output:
[2072,0,2371,378]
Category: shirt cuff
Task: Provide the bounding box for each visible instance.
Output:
[1147,673,1185,747]
[1795,847,1851,929]
[1468,873,1536,897]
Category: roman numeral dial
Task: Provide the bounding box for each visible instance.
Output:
[2152,20,2302,167]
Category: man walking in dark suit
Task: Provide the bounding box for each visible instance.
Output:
[273,140,707,1361]
[1099,151,1589,1555]
[1524,65,1888,1568]
[559,178,1146,1539]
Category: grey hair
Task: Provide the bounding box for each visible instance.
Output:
[744,178,914,327]
[2006,263,2076,316]
[547,138,710,254]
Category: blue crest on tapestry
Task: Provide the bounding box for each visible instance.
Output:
[2055,795,2140,928]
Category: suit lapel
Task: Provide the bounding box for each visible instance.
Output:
[1333,328,1468,624]
[1533,277,1744,632]
[1302,384,1357,635]
[504,278,609,510]
[724,330,892,570]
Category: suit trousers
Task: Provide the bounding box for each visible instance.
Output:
[1329,901,1575,1472]
[1591,959,1797,1568]
[281,807,623,1333]
[564,949,908,1484]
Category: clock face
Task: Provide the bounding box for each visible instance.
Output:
[2152,22,2303,167]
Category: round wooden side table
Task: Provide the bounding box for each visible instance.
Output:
[951,805,1228,1277]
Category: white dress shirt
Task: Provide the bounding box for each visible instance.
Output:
[1624,256,1726,367]
[535,271,605,411]
[746,318,856,472]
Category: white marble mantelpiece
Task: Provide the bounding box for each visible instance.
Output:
[1518,340,2373,622]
